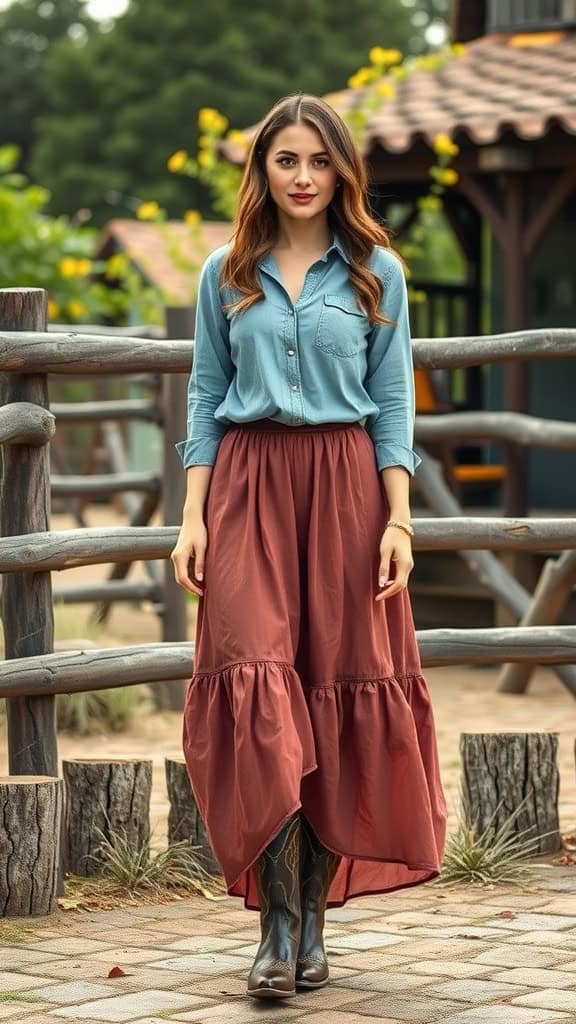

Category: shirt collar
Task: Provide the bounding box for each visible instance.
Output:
[260,232,351,272]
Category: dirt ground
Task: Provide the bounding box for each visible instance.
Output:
[2,507,575,848]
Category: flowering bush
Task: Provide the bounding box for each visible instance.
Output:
[0,145,162,325]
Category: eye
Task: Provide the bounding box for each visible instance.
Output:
[314,158,330,168]
[277,157,295,167]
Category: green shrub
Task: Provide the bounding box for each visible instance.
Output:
[56,686,151,736]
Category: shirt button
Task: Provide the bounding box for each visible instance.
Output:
[288,309,294,316]
[291,383,299,391]
[287,349,295,356]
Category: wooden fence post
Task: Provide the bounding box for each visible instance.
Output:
[158,306,193,712]
[0,289,57,777]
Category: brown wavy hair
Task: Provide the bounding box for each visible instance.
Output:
[220,93,397,324]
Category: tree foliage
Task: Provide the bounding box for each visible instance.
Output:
[0,0,93,166]
[31,0,440,222]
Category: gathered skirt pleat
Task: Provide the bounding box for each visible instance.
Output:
[182,419,448,909]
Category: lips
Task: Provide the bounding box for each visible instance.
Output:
[289,193,317,203]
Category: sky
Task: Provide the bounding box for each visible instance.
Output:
[0,0,129,13]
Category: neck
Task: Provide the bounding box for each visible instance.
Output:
[274,212,332,254]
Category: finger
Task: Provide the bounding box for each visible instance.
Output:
[375,575,409,601]
[172,551,204,597]
[378,551,392,590]
[193,545,206,582]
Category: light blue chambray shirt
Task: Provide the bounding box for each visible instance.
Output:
[175,234,421,475]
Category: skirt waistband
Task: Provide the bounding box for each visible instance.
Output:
[230,418,362,434]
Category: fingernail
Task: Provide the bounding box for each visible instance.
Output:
[379,577,387,587]
[196,571,203,580]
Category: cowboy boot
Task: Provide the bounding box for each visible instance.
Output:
[295,815,341,989]
[246,814,302,999]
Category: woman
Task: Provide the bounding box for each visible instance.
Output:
[171,92,447,1001]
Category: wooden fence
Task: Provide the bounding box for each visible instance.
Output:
[1,287,576,786]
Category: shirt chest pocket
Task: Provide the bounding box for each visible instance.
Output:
[315,294,367,358]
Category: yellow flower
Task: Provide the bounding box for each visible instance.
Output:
[197,150,216,169]
[376,81,396,99]
[184,209,201,227]
[106,253,129,278]
[439,168,459,186]
[451,42,466,57]
[47,299,60,320]
[198,134,212,149]
[390,65,408,80]
[76,258,92,277]
[58,257,80,278]
[348,67,373,89]
[226,129,249,149]
[433,133,459,157]
[198,108,228,134]
[136,200,161,221]
[369,47,402,66]
[167,149,188,173]
[67,300,87,320]
[418,194,442,213]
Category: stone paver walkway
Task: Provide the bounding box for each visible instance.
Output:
[2,865,576,1023]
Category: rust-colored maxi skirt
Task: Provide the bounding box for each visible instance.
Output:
[182,419,447,910]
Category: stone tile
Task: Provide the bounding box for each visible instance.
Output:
[30,981,113,1004]
[95,929,178,947]
[538,899,576,916]
[507,931,576,948]
[300,1015,402,1024]
[378,911,465,927]
[325,931,409,950]
[440,1009,572,1023]
[385,937,492,959]
[484,913,576,932]
[333,969,440,992]
[17,959,123,982]
[423,977,530,1002]
[51,990,204,1021]
[26,938,116,955]
[284,984,378,1010]
[502,966,576,989]
[400,960,497,979]
[513,990,576,1011]
[147,953,252,973]
[344,993,465,1020]
[395,924,509,939]
[175,1003,309,1022]
[0,949,60,968]
[321,950,415,971]
[0,972,58,992]
[553,959,576,971]
[0,1005,51,1021]
[82,948,165,966]
[325,908,383,922]
[161,937,250,953]
[471,947,575,969]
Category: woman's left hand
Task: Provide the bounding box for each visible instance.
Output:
[375,526,414,602]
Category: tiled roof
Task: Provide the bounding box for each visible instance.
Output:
[98,219,232,304]
[223,32,576,161]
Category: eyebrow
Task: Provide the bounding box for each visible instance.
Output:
[274,149,329,157]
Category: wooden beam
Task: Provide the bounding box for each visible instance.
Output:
[415,411,576,448]
[0,402,55,446]
[458,173,507,249]
[0,334,193,373]
[524,166,576,257]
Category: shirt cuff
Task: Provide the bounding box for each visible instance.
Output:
[374,443,422,475]
[175,437,222,468]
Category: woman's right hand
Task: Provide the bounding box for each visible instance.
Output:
[171,517,207,597]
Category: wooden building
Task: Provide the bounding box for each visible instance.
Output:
[224,0,576,512]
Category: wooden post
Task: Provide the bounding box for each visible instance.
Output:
[460,732,561,854]
[0,776,63,916]
[502,174,529,519]
[165,755,220,874]
[158,306,193,712]
[62,757,153,876]
[0,289,57,777]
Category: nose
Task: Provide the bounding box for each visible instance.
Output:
[294,163,312,187]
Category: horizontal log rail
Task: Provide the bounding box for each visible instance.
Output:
[50,473,161,497]
[1,328,576,374]
[50,400,163,423]
[1,626,575,698]
[0,402,55,446]
[416,411,576,448]
[53,581,162,604]
[0,518,574,574]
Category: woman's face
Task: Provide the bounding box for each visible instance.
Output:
[264,122,338,222]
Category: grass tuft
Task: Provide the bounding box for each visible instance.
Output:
[93,825,226,900]
[56,685,151,735]
[439,794,557,886]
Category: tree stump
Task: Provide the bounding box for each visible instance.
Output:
[63,757,152,876]
[165,756,220,875]
[460,732,561,854]
[0,776,62,916]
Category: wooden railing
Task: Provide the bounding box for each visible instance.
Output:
[1,287,576,783]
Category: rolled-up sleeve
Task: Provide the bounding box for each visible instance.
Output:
[364,252,421,475]
[174,252,234,468]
